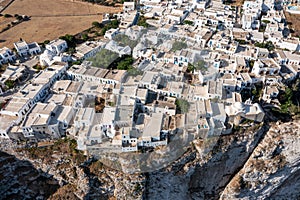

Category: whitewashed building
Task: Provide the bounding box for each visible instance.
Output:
[0,47,16,64]
[14,40,41,57]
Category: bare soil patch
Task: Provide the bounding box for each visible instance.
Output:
[0,0,122,48]
[284,10,300,37]
[0,0,13,11]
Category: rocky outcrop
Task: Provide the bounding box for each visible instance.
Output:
[0,151,60,199]
[1,120,300,199]
[188,123,268,199]
[143,123,269,200]
[0,138,145,200]
[221,121,300,199]
[143,149,197,200]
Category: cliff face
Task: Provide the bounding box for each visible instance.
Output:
[0,151,60,199]
[1,120,300,199]
[221,120,300,199]
[189,124,268,200]
[144,120,300,200]
[143,123,267,200]
[0,138,145,200]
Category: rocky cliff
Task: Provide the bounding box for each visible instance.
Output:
[221,120,300,199]
[0,138,145,200]
[1,120,300,199]
[0,151,59,199]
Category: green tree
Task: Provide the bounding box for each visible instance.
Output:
[16,15,23,21]
[188,60,207,73]
[117,56,134,70]
[82,33,89,41]
[175,98,190,114]
[59,34,76,48]
[92,21,103,28]
[184,20,194,25]
[127,67,143,76]
[262,20,270,24]
[254,41,275,51]
[110,19,119,28]
[4,14,12,18]
[137,16,149,28]
[5,80,15,89]
[88,49,119,68]
[265,41,275,51]
[67,47,76,54]
[171,41,188,52]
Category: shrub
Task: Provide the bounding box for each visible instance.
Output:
[254,41,275,51]
[5,80,15,89]
[88,49,119,68]
[184,20,194,26]
[117,55,134,70]
[175,98,190,114]
[262,20,270,24]
[137,16,149,28]
[188,60,207,73]
[171,41,187,52]
[59,34,76,48]
[92,21,101,28]
[82,33,89,41]
[99,19,120,35]
[4,14,12,18]
[16,15,23,21]
[43,40,50,45]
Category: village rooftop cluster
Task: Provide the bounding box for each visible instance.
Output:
[0,0,299,153]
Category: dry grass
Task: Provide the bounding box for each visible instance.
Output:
[284,10,300,37]
[0,0,12,10]
[0,0,122,48]
[230,0,245,7]
[0,15,14,31]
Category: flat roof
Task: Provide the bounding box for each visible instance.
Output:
[33,70,56,84]
[53,80,71,92]
[0,47,11,54]
[66,81,83,93]
[45,94,67,104]
[104,70,126,82]
[167,81,184,94]
[0,114,17,131]
[193,85,209,97]
[1,97,28,113]
[57,106,73,122]
[208,81,223,95]
[75,108,94,122]
[142,113,163,138]
[28,42,39,49]
[17,84,44,99]
[49,39,66,47]
[32,102,57,115]
[114,106,134,123]
[211,103,226,118]
[69,65,87,74]
[14,40,28,49]
[1,65,25,80]
[100,107,116,124]
[141,71,158,84]
[136,88,148,100]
